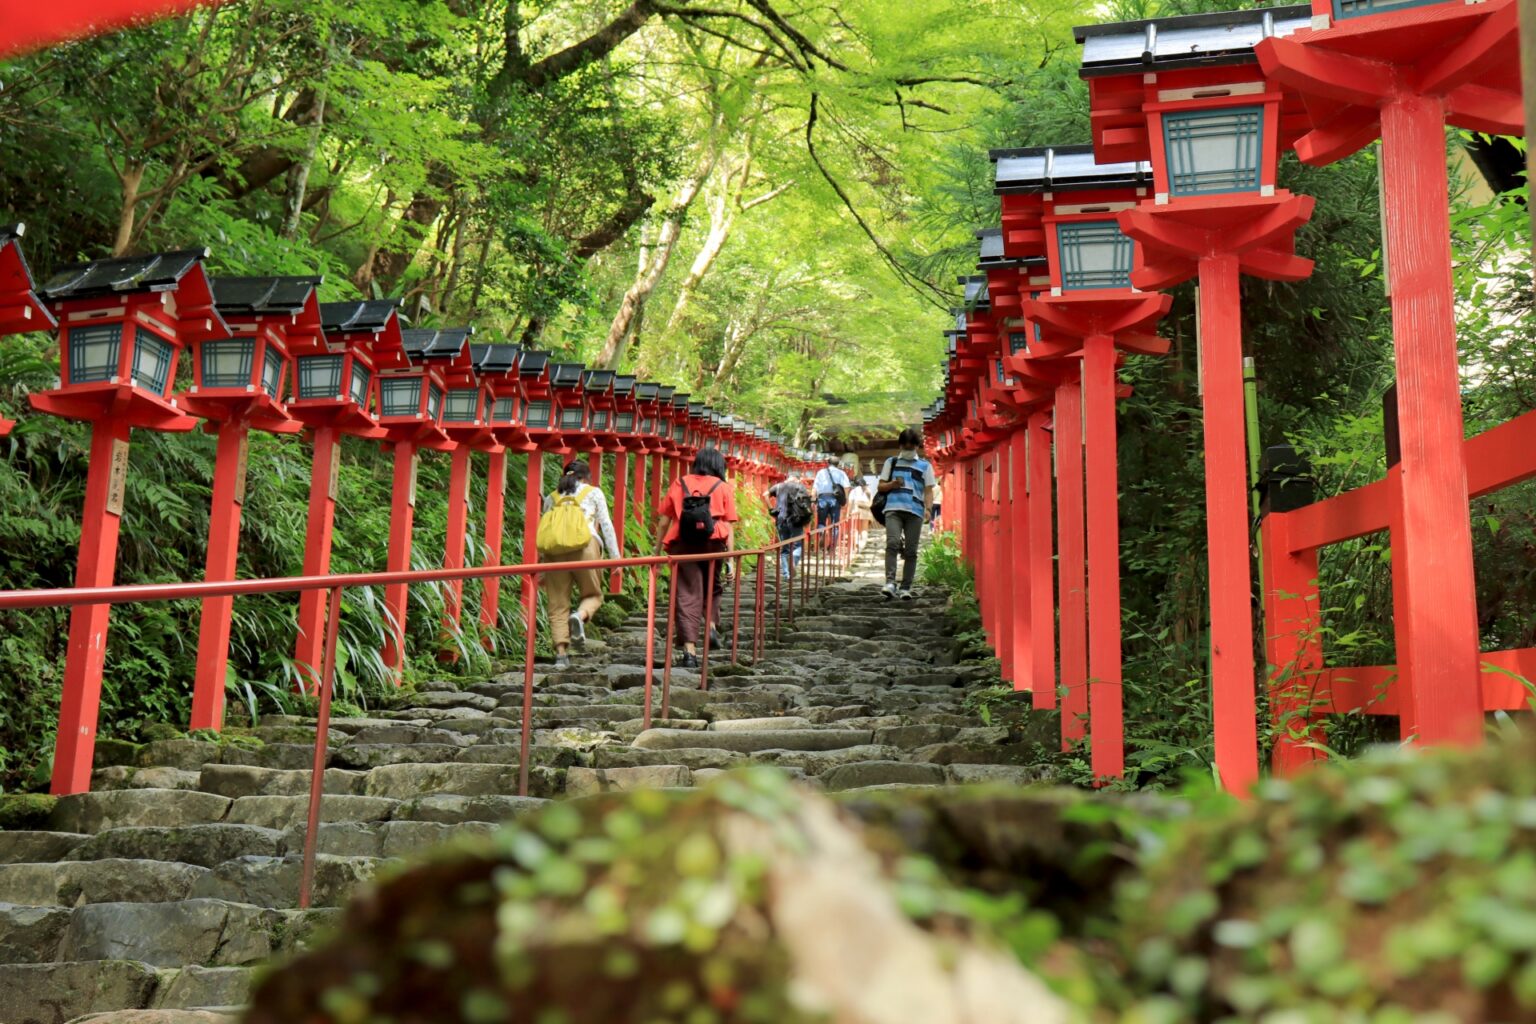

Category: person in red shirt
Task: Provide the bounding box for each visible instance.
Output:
[654,446,739,669]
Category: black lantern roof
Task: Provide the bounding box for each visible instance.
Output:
[672,393,690,408]
[992,144,1153,194]
[584,369,615,393]
[689,402,707,417]
[977,229,1048,272]
[962,276,991,312]
[549,362,583,388]
[519,350,550,377]
[636,382,660,400]
[211,276,323,316]
[945,310,968,340]
[471,344,519,373]
[41,248,213,301]
[319,298,404,334]
[401,326,473,362]
[613,375,636,396]
[1075,4,1309,77]
[658,385,676,401]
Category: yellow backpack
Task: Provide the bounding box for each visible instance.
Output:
[536,485,593,559]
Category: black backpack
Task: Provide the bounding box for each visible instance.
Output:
[678,479,724,546]
[783,487,814,528]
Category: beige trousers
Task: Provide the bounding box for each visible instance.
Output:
[543,537,605,647]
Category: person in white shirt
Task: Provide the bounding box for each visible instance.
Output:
[540,460,620,669]
[812,457,851,548]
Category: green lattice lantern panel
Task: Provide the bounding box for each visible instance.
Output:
[1058,220,1134,291]
[1332,0,1452,20]
[1163,106,1264,196]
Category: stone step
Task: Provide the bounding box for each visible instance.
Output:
[632,728,873,753]
[0,832,90,865]
[0,859,209,906]
[52,791,233,834]
[63,825,285,868]
[818,760,948,790]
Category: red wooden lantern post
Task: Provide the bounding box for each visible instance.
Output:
[669,393,693,483]
[607,375,640,589]
[439,336,502,646]
[376,327,463,677]
[29,249,225,794]
[635,382,665,534]
[1255,0,1524,749]
[1077,6,1318,788]
[997,145,1172,781]
[180,276,319,730]
[289,300,399,686]
[517,351,558,577]
[0,224,56,435]
[480,345,532,641]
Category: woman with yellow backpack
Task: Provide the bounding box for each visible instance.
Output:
[535,459,620,670]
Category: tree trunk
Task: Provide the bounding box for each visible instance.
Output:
[112,163,147,257]
[663,191,733,337]
[596,146,720,368]
[280,90,327,240]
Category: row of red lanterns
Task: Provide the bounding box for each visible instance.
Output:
[0,228,817,794]
[924,0,1523,788]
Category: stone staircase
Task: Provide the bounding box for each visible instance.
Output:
[0,536,1054,1024]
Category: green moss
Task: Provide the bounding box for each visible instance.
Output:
[592,601,628,629]
[140,722,184,742]
[0,793,57,830]
[91,738,142,768]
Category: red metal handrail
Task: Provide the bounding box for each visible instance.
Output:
[0,512,865,907]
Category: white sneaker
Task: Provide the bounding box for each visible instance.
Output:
[569,612,586,649]
[899,589,914,600]
[881,583,897,600]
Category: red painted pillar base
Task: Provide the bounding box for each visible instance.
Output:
[1008,430,1033,693]
[381,440,419,679]
[1380,92,1482,747]
[442,445,472,638]
[1083,336,1124,782]
[479,449,507,645]
[295,425,342,692]
[1056,381,1088,748]
[632,451,647,536]
[650,454,666,524]
[1199,254,1260,792]
[1260,511,1325,775]
[191,423,251,732]
[51,416,132,795]
[1027,410,1056,711]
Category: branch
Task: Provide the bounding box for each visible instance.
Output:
[573,186,656,260]
[743,0,847,70]
[504,0,660,93]
[894,75,1010,88]
[804,94,947,310]
[654,3,806,70]
[739,179,794,211]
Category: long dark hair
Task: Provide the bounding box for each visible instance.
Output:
[690,447,727,481]
[558,459,591,495]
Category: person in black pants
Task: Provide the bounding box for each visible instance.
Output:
[876,428,938,599]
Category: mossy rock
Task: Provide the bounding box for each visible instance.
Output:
[245,769,1069,1023]
[92,737,142,768]
[140,722,185,742]
[0,793,57,830]
[592,601,629,629]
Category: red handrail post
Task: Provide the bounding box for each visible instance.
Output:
[1056,378,1088,750]
[299,585,343,910]
[700,558,715,692]
[642,563,657,729]
[660,561,677,720]
[517,572,539,798]
[190,421,250,732]
[50,416,133,795]
[478,449,508,647]
[730,553,742,665]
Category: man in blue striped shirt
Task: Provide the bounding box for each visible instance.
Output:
[876,429,937,599]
